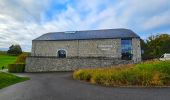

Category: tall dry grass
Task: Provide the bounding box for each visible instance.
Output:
[73,60,170,86]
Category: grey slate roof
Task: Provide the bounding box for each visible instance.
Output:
[34,28,140,41]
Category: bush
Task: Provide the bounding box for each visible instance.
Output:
[73,69,92,81]
[8,63,25,73]
[15,53,29,63]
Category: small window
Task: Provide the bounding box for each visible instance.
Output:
[58,50,66,58]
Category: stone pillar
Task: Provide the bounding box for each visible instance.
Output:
[132,38,141,63]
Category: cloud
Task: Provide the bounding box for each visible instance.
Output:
[0,0,170,51]
[142,11,170,30]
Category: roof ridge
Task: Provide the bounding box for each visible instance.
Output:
[33,28,140,41]
[45,28,132,34]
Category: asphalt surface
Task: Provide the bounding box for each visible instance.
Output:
[0,72,170,100]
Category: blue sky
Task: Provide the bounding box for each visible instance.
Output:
[0,0,170,51]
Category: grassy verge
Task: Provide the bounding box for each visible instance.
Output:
[0,54,17,69]
[73,60,170,87]
[0,72,29,89]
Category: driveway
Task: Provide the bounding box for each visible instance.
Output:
[0,72,170,100]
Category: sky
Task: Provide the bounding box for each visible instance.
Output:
[0,0,170,51]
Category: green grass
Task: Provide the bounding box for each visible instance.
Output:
[73,60,170,86]
[0,72,29,89]
[0,54,17,69]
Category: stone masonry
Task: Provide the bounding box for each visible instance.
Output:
[26,38,141,72]
[25,57,133,72]
[31,39,121,58]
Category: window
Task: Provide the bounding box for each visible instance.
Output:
[58,50,66,58]
[121,39,133,60]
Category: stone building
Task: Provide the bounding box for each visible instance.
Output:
[26,28,141,72]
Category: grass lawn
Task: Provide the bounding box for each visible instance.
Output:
[73,60,170,87]
[0,54,17,69]
[0,72,29,89]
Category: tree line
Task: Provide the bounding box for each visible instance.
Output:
[141,34,170,60]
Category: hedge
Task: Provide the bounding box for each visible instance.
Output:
[8,63,25,73]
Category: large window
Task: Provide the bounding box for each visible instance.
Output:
[121,39,133,60]
[58,50,66,58]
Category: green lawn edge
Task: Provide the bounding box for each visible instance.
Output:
[0,72,30,89]
[0,54,17,69]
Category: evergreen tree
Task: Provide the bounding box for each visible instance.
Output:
[7,44,22,55]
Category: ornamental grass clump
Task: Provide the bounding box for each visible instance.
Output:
[73,60,170,86]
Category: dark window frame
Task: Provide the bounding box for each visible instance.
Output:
[58,50,66,58]
[121,38,133,60]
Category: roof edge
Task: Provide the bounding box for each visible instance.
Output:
[33,28,140,41]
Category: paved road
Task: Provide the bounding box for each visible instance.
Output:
[0,72,170,100]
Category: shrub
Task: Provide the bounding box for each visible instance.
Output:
[73,69,92,81]
[15,53,29,63]
[8,63,25,73]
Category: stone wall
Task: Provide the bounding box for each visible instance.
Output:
[132,38,141,63]
[78,39,121,58]
[32,39,121,58]
[25,57,133,72]
[32,40,79,57]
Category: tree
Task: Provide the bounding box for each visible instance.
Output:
[141,34,170,60]
[7,44,22,56]
[140,39,147,60]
